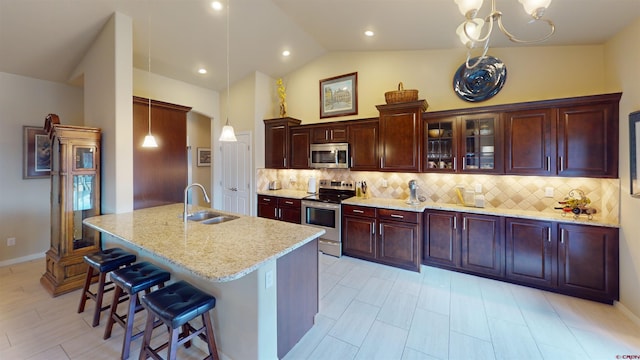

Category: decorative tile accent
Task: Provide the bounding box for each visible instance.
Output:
[256,169,620,224]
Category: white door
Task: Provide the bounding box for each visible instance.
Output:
[221,132,251,215]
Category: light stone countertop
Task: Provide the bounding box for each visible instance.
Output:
[257,189,311,199]
[83,203,325,282]
[342,197,619,228]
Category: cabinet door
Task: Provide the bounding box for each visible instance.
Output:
[557,102,618,178]
[423,210,459,268]
[461,214,504,276]
[557,224,619,301]
[290,128,310,169]
[378,220,420,271]
[505,218,555,287]
[279,198,302,224]
[378,102,423,172]
[504,109,556,175]
[257,196,278,220]
[343,215,377,260]
[460,113,502,173]
[348,120,379,171]
[312,125,348,143]
[424,117,458,172]
[265,124,287,169]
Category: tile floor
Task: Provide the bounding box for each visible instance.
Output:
[2,255,640,359]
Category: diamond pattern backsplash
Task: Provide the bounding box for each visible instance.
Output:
[256,169,620,223]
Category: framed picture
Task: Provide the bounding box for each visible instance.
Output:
[197,147,211,167]
[319,72,358,118]
[630,111,640,197]
[23,125,51,179]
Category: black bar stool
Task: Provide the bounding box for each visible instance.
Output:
[77,248,137,327]
[104,262,171,360]
[139,280,219,360]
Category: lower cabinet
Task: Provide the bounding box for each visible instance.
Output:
[423,210,503,277]
[343,205,421,272]
[504,217,618,303]
[257,195,301,224]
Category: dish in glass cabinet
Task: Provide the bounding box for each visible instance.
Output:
[453,56,507,102]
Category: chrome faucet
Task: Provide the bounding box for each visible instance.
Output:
[184,183,211,222]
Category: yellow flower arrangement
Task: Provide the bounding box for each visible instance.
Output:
[277,78,287,117]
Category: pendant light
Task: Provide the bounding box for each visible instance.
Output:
[219,0,237,142]
[142,14,158,148]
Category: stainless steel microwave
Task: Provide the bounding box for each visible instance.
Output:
[310,143,350,169]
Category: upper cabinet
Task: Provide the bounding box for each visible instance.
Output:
[264,117,302,169]
[348,118,379,171]
[504,93,620,178]
[424,112,502,174]
[377,100,426,172]
[289,127,310,169]
[310,123,348,143]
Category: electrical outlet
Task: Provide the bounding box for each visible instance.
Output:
[382,179,388,188]
[475,183,482,193]
[265,270,274,288]
[545,187,554,198]
[7,237,16,246]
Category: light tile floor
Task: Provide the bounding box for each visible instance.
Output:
[2,255,640,359]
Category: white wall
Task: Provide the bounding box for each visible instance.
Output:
[604,17,640,320]
[0,72,83,264]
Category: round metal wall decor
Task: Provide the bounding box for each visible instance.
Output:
[453,56,507,102]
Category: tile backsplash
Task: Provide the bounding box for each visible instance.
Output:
[257,168,620,224]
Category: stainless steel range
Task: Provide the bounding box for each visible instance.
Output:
[301,179,355,257]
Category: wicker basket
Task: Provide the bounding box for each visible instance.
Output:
[384,82,419,104]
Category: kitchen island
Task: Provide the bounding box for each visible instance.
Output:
[83,203,325,360]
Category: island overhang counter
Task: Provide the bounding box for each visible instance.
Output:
[83,203,325,360]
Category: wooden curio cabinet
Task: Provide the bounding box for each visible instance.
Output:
[40,114,101,297]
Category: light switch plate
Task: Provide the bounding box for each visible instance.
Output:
[545,187,554,197]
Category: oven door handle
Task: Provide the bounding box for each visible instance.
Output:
[301,201,340,210]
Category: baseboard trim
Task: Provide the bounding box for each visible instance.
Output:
[615,301,640,328]
[0,253,44,267]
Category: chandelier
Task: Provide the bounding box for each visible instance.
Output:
[455,0,555,68]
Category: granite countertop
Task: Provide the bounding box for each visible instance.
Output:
[83,203,325,282]
[342,197,619,228]
[257,189,310,199]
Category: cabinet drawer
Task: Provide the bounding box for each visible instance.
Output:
[258,195,276,205]
[378,209,419,223]
[343,205,376,218]
[279,198,301,208]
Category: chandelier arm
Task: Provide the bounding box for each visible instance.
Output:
[496,16,556,44]
[465,38,490,69]
[463,14,494,44]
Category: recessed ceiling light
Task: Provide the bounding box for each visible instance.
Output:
[211,1,223,11]
[364,30,375,37]
[198,68,208,74]
[282,50,291,57]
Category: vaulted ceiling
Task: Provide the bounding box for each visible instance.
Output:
[1,0,639,91]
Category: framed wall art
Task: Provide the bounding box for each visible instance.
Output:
[197,147,211,167]
[23,125,51,179]
[630,111,640,197]
[319,72,358,119]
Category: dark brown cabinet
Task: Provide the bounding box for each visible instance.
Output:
[347,118,379,171]
[290,127,310,169]
[461,213,504,276]
[424,113,502,173]
[377,100,426,172]
[505,217,555,288]
[343,205,421,272]
[311,124,348,143]
[504,108,556,175]
[557,223,619,301]
[264,117,301,169]
[505,217,619,303]
[257,195,301,224]
[424,210,503,276]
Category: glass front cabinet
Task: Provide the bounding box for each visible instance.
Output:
[424,113,502,174]
[40,119,102,296]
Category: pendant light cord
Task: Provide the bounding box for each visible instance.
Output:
[226,0,230,126]
[147,13,152,134]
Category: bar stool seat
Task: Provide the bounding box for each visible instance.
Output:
[77,248,137,327]
[139,280,219,360]
[104,262,171,360]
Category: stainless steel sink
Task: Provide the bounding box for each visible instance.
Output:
[186,210,238,225]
